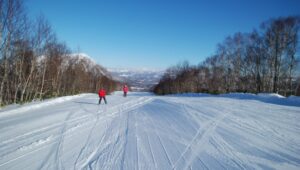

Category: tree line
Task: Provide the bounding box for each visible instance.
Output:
[0,0,120,106]
[154,16,300,96]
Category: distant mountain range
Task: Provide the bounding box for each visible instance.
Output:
[108,68,165,91]
[46,53,165,91]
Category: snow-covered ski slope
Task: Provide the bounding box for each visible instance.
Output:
[0,92,300,170]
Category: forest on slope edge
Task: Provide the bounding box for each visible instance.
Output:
[0,0,121,106]
[154,16,300,96]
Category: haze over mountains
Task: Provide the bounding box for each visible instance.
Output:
[108,68,165,91]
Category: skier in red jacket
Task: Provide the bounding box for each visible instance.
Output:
[98,88,107,104]
[123,85,128,97]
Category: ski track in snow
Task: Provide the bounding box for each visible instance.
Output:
[0,92,300,170]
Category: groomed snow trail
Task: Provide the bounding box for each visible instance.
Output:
[0,92,300,170]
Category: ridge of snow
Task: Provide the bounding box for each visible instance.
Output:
[0,94,90,119]
[18,136,53,151]
[257,93,285,98]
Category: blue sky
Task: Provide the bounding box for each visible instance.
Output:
[27,0,300,69]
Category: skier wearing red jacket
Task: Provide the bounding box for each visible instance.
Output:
[123,85,128,97]
[98,88,107,104]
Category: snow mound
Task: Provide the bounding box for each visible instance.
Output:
[0,94,90,118]
[257,93,285,98]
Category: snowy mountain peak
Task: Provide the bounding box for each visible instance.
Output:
[69,53,96,63]
[63,53,109,77]
[68,53,97,67]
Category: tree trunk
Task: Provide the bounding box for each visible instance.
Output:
[39,60,47,99]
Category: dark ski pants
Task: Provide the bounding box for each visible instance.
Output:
[99,97,107,104]
[123,92,127,97]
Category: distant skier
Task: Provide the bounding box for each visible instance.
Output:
[98,88,107,104]
[123,85,128,97]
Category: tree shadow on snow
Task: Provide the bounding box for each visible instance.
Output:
[218,94,300,107]
[167,93,300,107]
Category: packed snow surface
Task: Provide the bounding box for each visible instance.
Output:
[0,92,300,170]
